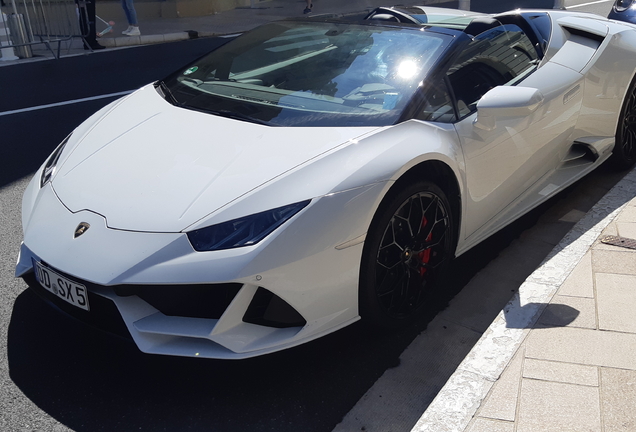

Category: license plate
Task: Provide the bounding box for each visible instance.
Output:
[33,260,90,311]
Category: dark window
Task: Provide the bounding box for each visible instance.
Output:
[526,13,552,49]
[417,79,456,123]
[447,24,538,118]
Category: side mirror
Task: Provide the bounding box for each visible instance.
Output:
[474,86,544,130]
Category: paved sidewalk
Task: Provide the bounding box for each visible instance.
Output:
[413,166,636,432]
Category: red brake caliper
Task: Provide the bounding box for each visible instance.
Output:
[418,216,432,277]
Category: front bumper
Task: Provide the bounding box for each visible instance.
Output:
[17,181,387,359]
[19,250,316,359]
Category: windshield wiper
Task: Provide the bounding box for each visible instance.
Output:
[187,106,271,126]
[155,80,180,106]
[212,109,271,125]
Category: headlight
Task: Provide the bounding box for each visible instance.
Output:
[187,200,311,252]
[40,134,71,187]
[616,0,636,12]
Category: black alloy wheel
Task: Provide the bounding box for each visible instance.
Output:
[612,77,636,170]
[359,180,455,327]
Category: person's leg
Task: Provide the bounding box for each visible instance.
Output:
[121,0,140,35]
[121,0,133,26]
[123,0,138,26]
[82,0,104,49]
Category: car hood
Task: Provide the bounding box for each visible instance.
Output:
[53,85,376,232]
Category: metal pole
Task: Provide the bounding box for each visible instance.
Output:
[0,12,19,60]
[458,0,470,10]
[6,0,32,58]
[10,0,19,16]
[7,13,32,58]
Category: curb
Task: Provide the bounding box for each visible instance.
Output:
[98,31,197,48]
[410,166,636,432]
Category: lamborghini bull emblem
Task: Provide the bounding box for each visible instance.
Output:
[74,222,90,238]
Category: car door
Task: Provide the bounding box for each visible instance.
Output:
[450,23,583,242]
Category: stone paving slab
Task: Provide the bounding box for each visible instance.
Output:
[535,295,596,329]
[466,418,514,432]
[592,248,636,275]
[596,273,636,333]
[599,368,636,432]
[516,379,601,432]
[522,358,599,387]
[556,250,594,298]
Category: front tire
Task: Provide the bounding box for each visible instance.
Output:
[359,180,455,328]
[612,77,636,170]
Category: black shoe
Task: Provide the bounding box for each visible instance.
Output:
[84,43,105,50]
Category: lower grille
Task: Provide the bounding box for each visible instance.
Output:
[23,272,132,340]
[114,283,242,320]
[24,264,243,338]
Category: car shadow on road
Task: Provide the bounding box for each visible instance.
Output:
[6,282,434,432]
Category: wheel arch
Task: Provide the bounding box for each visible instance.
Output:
[610,67,636,169]
[375,159,462,254]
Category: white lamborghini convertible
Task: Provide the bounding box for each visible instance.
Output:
[16,6,636,358]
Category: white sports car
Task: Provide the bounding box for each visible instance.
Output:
[16,6,636,359]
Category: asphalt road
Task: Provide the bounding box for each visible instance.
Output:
[0,1,624,431]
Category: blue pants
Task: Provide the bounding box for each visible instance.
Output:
[121,0,138,26]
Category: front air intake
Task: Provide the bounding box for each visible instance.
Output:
[243,287,306,328]
[115,283,241,320]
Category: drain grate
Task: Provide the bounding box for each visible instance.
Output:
[600,235,636,250]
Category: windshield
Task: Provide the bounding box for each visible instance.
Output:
[163,21,452,126]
